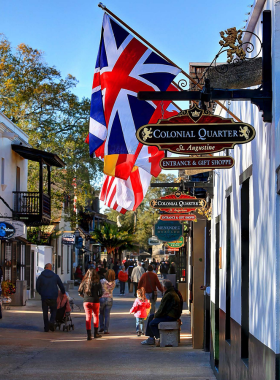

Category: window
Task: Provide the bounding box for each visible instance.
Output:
[215,217,220,369]
[226,196,231,341]
[67,246,70,274]
[241,178,250,362]
[1,158,4,185]
[60,241,64,274]
[16,166,20,191]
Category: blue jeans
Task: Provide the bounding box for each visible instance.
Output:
[146,313,177,339]
[145,292,157,315]
[120,281,125,294]
[99,297,113,332]
[136,317,144,333]
[42,299,57,331]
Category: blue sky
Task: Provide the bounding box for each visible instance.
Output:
[2,0,250,101]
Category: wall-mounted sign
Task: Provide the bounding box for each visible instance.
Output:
[160,214,197,222]
[154,220,183,242]
[62,233,75,245]
[0,222,16,240]
[160,156,235,170]
[148,236,161,246]
[136,105,255,155]
[150,191,206,213]
[166,236,184,249]
[1,220,25,238]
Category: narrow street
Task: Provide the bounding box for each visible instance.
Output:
[0,283,215,380]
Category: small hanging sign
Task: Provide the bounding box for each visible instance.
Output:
[136,105,255,155]
[160,156,234,170]
[160,214,197,222]
[150,191,206,213]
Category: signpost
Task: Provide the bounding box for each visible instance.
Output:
[150,191,206,213]
[166,236,184,249]
[154,220,183,242]
[1,220,25,238]
[148,236,161,246]
[160,214,197,221]
[136,105,255,157]
[160,156,234,170]
[62,233,75,245]
[0,222,16,239]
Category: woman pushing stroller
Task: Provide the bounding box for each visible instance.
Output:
[78,268,103,340]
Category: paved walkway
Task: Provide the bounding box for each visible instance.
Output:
[0,282,215,380]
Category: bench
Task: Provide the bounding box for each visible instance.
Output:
[158,320,181,347]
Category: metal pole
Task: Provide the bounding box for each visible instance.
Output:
[98,3,241,122]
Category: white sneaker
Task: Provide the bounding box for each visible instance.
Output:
[141,337,155,345]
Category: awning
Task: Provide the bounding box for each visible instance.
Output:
[12,144,65,167]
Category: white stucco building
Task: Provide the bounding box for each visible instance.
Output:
[210,1,280,379]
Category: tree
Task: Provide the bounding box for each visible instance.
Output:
[0,34,103,224]
[91,223,135,258]
[104,173,176,251]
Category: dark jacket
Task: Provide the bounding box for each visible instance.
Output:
[78,281,102,303]
[36,270,65,300]
[154,287,181,320]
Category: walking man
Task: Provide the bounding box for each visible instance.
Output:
[131,261,145,297]
[36,263,65,332]
[138,265,163,314]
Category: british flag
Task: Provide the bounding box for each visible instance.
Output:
[89,13,181,179]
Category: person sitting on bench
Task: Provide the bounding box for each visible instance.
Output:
[141,279,181,345]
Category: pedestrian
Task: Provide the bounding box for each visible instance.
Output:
[75,265,83,280]
[131,261,145,297]
[137,265,163,315]
[141,279,182,346]
[99,269,116,334]
[0,265,3,319]
[127,260,134,292]
[118,266,128,295]
[160,261,169,279]
[130,287,151,336]
[169,262,176,274]
[36,263,65,332]
[78,268,103,340]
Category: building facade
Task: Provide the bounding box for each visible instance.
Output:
[210,1,280,379]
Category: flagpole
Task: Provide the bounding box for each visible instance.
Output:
[98,3,241,123]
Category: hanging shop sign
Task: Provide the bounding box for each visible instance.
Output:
[136,105,255,155]
[154,220,183,242]
[160,214,197,221]
[62,233,75,245]
[0,222,16,240]
[166,236,184,249]
[160,156,234,170]
[150,191,206,213]
[1,220,26,238]
[148,236,161,246]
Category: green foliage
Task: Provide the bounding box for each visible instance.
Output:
[0,34,103,223]
[104,173,176,251]
[91,223,135,254]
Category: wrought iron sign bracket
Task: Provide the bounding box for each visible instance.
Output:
[138,11,272,122]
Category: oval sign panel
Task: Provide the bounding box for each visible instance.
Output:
[0,222,16,239]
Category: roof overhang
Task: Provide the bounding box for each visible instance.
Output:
[12,144,65,167]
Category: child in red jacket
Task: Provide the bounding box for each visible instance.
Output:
[130,287,150,336]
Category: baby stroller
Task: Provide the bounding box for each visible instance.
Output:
[55,291,74,332]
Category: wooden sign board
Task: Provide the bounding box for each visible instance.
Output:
[160,214,197,222]
[160,156,234,170]
[136,105,255,155]
[151,191,206,213]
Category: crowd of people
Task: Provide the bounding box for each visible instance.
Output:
[36,257,182,346]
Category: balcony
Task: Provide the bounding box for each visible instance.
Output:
[11,144,65,226]
[13,192,51,225]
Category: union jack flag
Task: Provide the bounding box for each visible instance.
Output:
[89,14,181,179]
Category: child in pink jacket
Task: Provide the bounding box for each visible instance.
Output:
[130,287,150,336]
